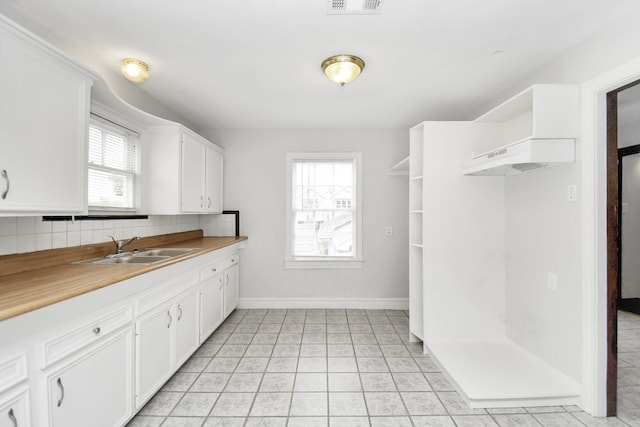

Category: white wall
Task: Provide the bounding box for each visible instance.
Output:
[479,7,640,389]
[504,162,582,381]
[201,128,409,306]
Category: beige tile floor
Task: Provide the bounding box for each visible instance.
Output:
[126,308,640,427]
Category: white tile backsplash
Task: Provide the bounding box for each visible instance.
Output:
[0,214,237,256]
[201,213,237,237]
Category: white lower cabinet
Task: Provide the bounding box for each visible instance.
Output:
[0,353,29,427]
[224,255,240,318]
[135,301,173,408]
[174,288,200,368]
[0,387,30,427]
[0,242,244,427]
[46,328,132,427]
[134,280,200,409]
[199,261,224,342]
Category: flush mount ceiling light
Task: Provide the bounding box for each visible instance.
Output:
[321,54,365,86]
[121,58,149,83]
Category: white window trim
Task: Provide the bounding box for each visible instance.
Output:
[285,152,364,269]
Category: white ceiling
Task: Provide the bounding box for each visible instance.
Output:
[1,0,638,130]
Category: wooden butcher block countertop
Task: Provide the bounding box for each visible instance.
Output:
[0,230,247,322]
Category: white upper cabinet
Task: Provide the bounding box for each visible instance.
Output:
[0,16,97,216]
[143,125,223,214]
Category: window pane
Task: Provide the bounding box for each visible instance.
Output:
[88,168,133,208]
[88,122,137,209]
[88,127,103,165]
[293,210,353,257]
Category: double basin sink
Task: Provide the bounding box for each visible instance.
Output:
[74,248,200,265]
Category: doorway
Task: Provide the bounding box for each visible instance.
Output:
[607,79,640,416]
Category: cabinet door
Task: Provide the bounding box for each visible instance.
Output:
[224,263,239,318]
[200,273,224,341]
[0,28,91,215]
[205,146,223,213]
[0,388,30,427]
[135,303,173,408]
[180,133,205,212]
[174,288,200,368]
[48,328,132,427]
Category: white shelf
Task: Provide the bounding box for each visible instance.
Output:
[426,341,580,408]
[473,84,579,144]
[409,123,425,344]
[464,84,579,175]
[388,156,409,175]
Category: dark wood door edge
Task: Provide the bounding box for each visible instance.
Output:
[606,90,619,417]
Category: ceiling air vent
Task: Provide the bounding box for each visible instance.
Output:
[328,0,383,15]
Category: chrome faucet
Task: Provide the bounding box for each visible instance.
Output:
[108,236,140,254]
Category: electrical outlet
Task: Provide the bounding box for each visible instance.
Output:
[547,272,558,291]
[567,184,577,202]
[385,226,393,237]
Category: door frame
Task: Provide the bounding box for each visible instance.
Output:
[581,56,640,417]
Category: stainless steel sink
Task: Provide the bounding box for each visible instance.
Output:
[73,248,199,265]
[90,255,170,264]
[133,248,198,257]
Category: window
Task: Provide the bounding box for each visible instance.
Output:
[285,152,363,268]
[88,120,139,210]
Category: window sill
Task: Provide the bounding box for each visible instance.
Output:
[285,258,364,269]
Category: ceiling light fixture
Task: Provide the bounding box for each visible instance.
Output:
[321,54,365,86]
[121,58,150,83]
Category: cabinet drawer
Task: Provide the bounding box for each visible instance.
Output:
[0,354,27,393]
[42,305,132,368]
[224,254,239,269]
[200,260,224,281]
[135,271,199,316]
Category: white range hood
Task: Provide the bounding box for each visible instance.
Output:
[462,138,575,176]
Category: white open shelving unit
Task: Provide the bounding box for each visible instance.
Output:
[408,124,424,342]
[409,84,581,408]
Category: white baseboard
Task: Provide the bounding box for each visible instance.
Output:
[238,297,409,310]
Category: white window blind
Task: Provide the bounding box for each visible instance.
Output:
[88,122,137,209]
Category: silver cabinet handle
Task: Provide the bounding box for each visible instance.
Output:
[56,377,64,407]
[200,196,204,208]
[8,408,17,427]
[212,268,217,272]
[1,170,9,200]
[231,258,236,263]
[226,273,229,285]
[208,197,212,208]
[167,310,172,328]
[177,304,183,321]
[92,327,101,335]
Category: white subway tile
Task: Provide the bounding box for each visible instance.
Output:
[52,232,67,249]
[0,235,18,255]
[17,234,36,253]
[17,217,36,234]
[67,231,81,247]
[35,233,52,251]
[0,217,17,236]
